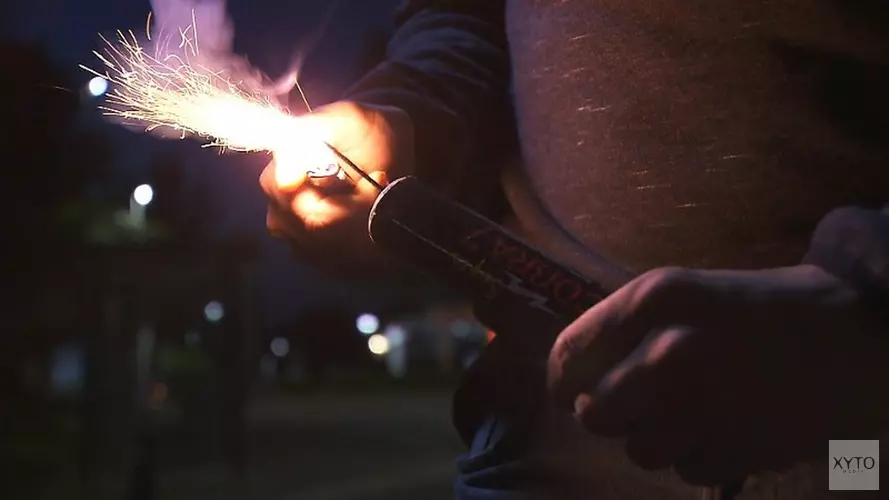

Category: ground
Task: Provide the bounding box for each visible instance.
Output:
[155,391,463,500]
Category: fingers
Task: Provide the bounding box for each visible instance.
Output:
[260,160,303,211]
[289,188,332,228]
[568,324,746,480]
[266,209,287,238]
[566,325,719,479]
[257,100,405,279]
[548,267,703,411]
[572,328,695,435]
[290,170,387,229]
[274,161,308,192]
[262,156,387,240]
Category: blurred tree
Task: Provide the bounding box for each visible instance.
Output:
[0,40,115,499]
[144,152,214,245]
[0,42,96,252]
[0,38,264,500]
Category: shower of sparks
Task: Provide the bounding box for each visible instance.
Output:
[80,12,336,176]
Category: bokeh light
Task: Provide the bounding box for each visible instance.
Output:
[367,334,389,355]
[87,76,108,97]
[270,337,290,358]
[133,184,154,206]
[384,324,406,347]
[356,313,379,335]
[203,301,224,323]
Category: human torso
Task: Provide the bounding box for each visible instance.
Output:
[495,2,889,496]
[503,0,889,273]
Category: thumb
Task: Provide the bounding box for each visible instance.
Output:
[300,101,369,150]
[273,161,308,192]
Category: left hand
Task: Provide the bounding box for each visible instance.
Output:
[547,264,889,485]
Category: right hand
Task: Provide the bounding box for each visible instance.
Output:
[259,101,415,279]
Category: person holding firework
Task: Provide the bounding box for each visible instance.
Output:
[261,1,889,499]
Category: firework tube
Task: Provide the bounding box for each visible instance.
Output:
[368,176,611,341]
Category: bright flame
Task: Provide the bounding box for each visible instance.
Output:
[80,13,336,179]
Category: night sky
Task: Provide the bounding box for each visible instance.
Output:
[1,0,402,325]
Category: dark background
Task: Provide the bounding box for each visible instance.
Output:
[2,0,404,323]
[0,1,492,499]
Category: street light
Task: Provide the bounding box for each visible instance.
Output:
[133,184,154,206]
[367,334,390,356]
[203,301,225,323]
[129,184,153,229]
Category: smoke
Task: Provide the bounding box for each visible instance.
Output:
[147,0,296,108]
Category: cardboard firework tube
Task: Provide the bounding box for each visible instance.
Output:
[368,176,612,337]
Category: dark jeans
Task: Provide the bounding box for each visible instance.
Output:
[450,336,703,500]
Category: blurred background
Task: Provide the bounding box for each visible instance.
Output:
[0,1,494,499]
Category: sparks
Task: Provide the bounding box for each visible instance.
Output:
[80,12,337,176]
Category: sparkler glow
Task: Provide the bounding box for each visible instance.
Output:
[80,3,338,180]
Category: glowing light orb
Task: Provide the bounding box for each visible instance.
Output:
[87,76,108,97]
[270,337,290,358]
[133,184,154,206]
[367,334,390,356]
[356,313,379,335]
[203,301,224,323]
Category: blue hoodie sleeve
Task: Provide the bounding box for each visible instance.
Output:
[803,204,889,326]
[342,1,512,198]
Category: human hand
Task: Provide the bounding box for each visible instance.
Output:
[547,265,889,485]
[260,100,414,278]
